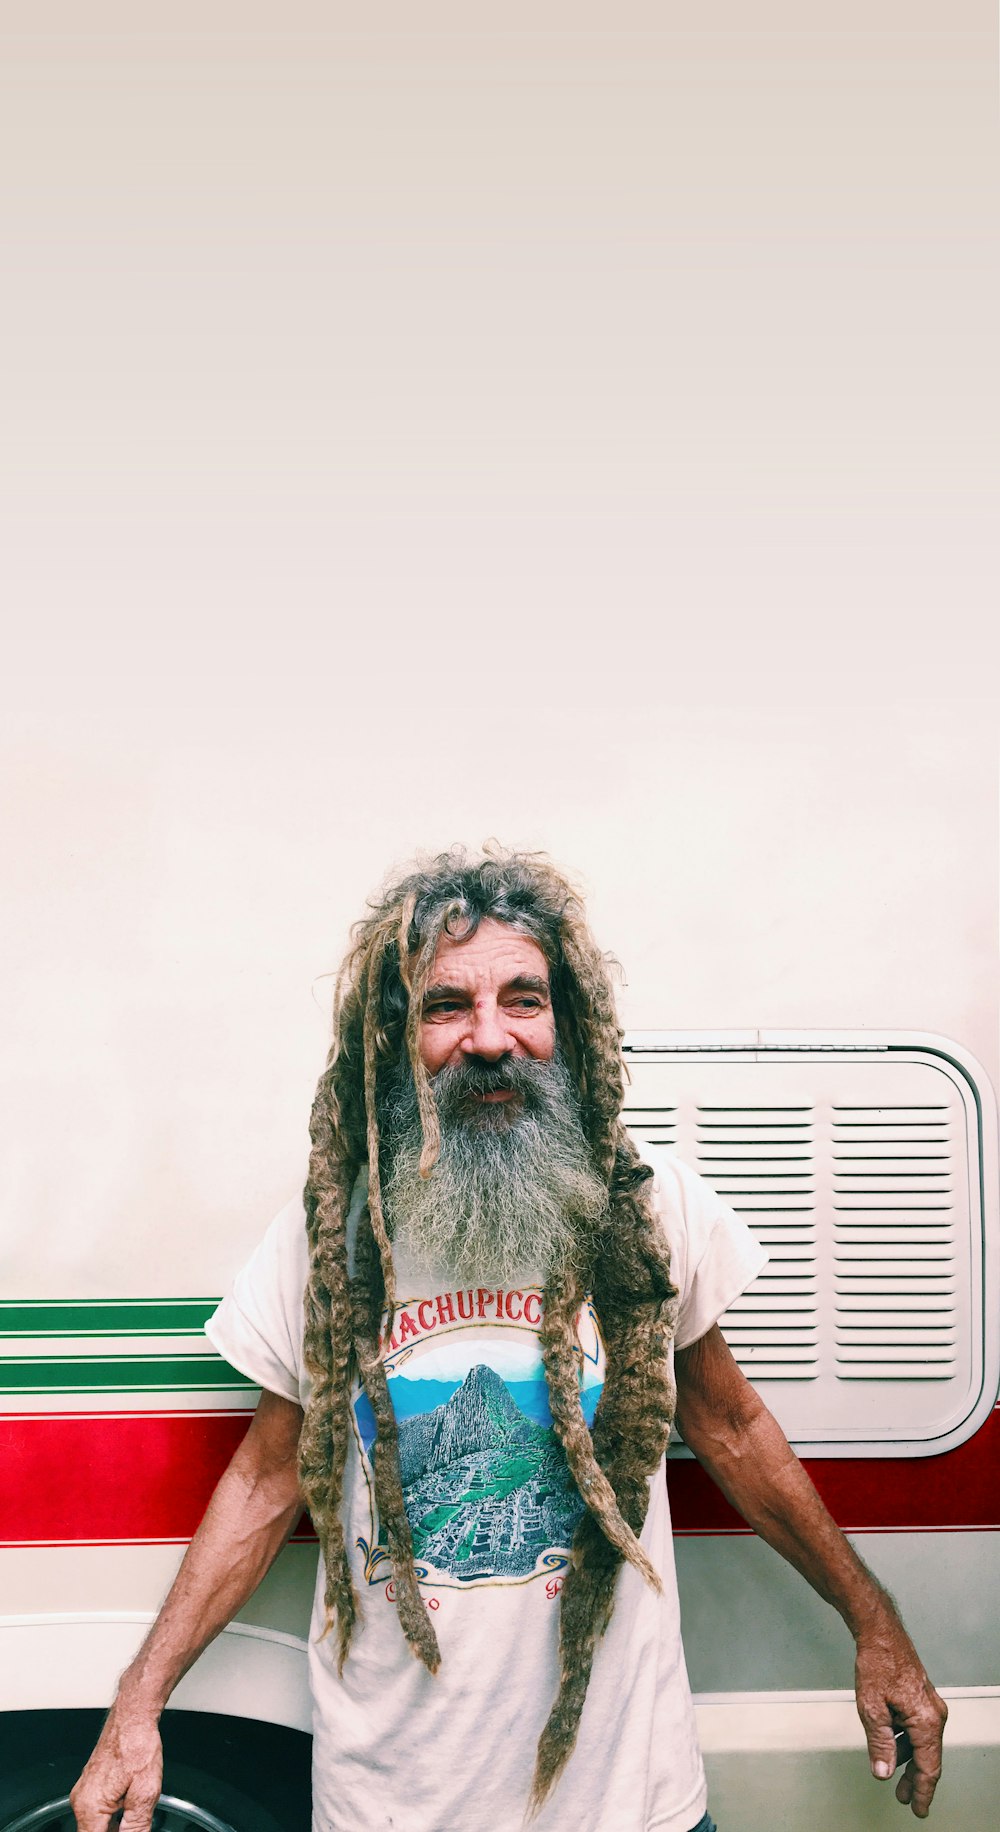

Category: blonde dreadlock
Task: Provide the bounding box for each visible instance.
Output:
[297,845,679,1806]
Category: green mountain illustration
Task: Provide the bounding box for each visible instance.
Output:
[397,1362,549,1485]
[391,1363,583,1581]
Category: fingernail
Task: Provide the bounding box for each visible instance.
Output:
[873,1761,892,1780]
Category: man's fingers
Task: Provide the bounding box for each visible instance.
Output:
[878,1708,945,1818]
[900,1736,944,1819]
[893,1756,943,1815]
[71,1765,161,1832]
[862,1718,943,1820]
[857,1671,947,1814]
[858,1709,899,1780]
[70,1711,164,1832]
[119,1795,161,1832]
[70,1779,123,1832]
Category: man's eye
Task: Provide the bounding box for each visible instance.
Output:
[424,1001,461,1016]
[510,998,542,1012]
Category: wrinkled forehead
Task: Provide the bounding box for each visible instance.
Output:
[426,916,551,993]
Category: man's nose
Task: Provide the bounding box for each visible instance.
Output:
[460,1000,513,1061]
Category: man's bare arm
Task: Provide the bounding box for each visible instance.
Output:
[71,1389,305,1832]
[673,1324,947,1821]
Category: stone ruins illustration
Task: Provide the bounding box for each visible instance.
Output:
[390,1363,584,1580]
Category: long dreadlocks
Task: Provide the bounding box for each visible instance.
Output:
[298,846,680,1811]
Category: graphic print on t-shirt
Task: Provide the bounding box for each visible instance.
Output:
[351,1285,604,1590]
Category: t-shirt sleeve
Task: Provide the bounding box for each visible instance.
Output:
[638,1143,769,1350]
[204,1196,311,1406]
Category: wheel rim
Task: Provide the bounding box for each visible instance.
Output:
[2,1796,238,1832]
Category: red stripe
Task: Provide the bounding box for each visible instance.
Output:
[669,1405,1000,1534]
[0,1412,314,1545]
[2,1408,1000,1545]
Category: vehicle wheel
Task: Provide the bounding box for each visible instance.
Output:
[0,1759,287,1832]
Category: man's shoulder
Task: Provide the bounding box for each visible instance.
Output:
[205,1191,312,1404]
[624,1130,710,1226]
[622,1130,769,1343]
[251,1166,369,1289]
[255,1191,311,1271]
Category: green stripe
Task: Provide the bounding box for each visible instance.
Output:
[0,1355,254,1393]
[0,1300,220,1338]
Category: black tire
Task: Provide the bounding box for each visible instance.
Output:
[0,1713,311,1832]
[0,1757,288,1832]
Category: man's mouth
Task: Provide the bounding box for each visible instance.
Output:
[434,1061,538,1123]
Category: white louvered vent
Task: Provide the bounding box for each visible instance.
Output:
[622,1035,999,1457]
[833,1104,956,1384]
[696,1104,818,1382]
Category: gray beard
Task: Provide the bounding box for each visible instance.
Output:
[379,1053,608,1286]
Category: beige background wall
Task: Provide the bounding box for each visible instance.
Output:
[2,4,997,1294]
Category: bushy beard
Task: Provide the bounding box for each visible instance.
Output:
[379,1052,608,1286]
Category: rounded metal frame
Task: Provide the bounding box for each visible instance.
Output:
[2,1796,236,1832]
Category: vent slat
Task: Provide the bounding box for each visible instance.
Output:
[838,1346,956,1361]
[696,1109,811,1121]
[715,1191,815,1202]
[732,1201,816,1213]
[834,1277,954,1293]
[835,1297,955,1315]
[729,1301,818,1318]
[833,1106,947,1119]
[833,1201,953,1211]
[834,1225,953,1239]
[834,1128,949,1137]
[701,1168,816,1179]
[729,1346,819,1362]
[836,1188,953,1196]
[725,1330,818,1346]
[708,1170,813,1184]
[833,1154,950,1165]
[838,1328,956,1344]
[696,1149,813,1161]
[697,1128,813,1141]
[836,1247,953,1264]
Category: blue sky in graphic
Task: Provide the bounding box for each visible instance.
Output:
[354,1330,603,1453]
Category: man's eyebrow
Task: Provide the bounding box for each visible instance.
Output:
[421,982,471,1003]
[504,974,550,997]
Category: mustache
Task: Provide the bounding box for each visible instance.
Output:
[431,1055,557,1111]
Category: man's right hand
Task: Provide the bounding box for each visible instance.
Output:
[70,1712,163,1832]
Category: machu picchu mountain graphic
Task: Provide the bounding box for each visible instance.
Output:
[394,1363,584,1580]
[354,1361,592,1583]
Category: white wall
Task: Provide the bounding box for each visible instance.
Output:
[2,5,997,1294]
[2,697,995,1295]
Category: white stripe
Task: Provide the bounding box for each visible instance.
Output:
[694,1687,1000,1752]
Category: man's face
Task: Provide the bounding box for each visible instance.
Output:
[417,919,557,1102]
[384,917,605,1281]
[383,918,606,1282]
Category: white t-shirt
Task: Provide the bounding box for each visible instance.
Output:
[206,1144,767,1832]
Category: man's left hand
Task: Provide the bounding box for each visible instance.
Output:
[673,1326,949,1817]
[854,1612,948,1818]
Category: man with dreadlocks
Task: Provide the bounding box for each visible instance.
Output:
[73,850,947,1832]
